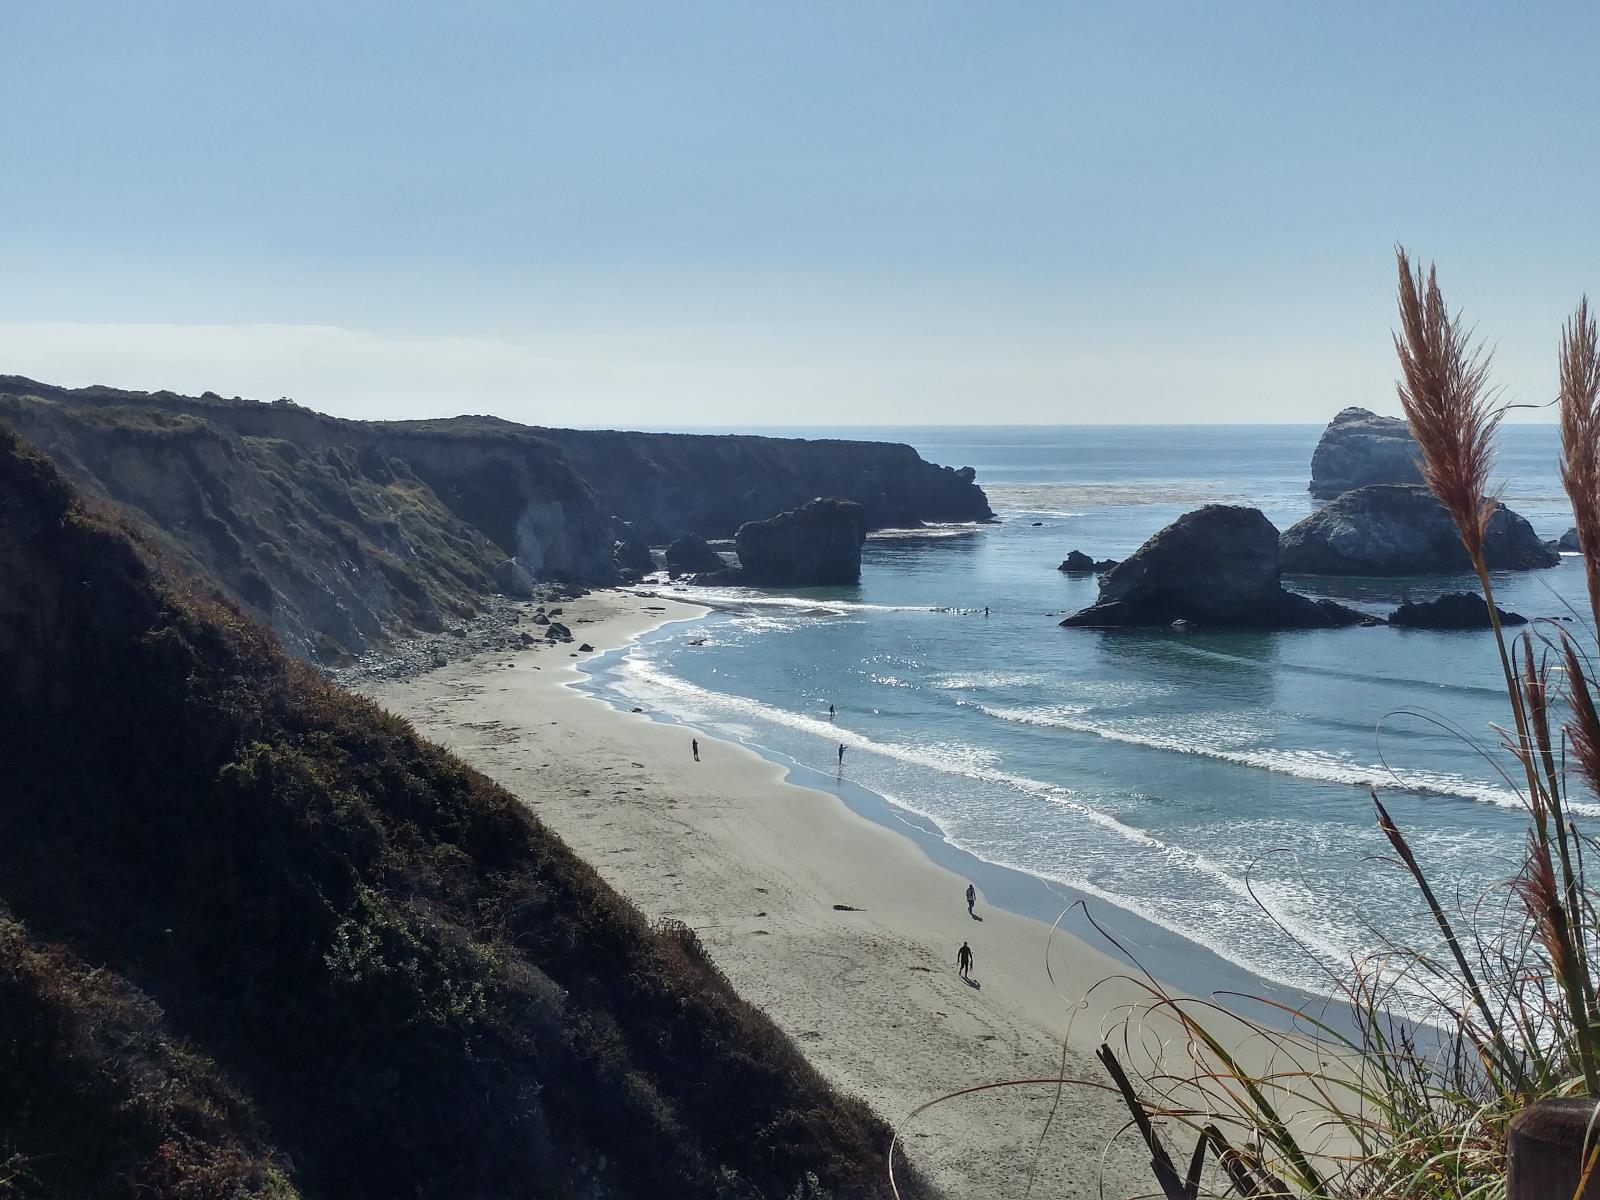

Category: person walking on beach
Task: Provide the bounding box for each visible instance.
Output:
[957,941,974,980]
[692,738,700,762]
[837,743,846,766]
[966,883,976,916]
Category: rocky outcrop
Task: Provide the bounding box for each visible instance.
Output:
[611,520,654,575]
[493,558,536,597]
[1280,485,1559,575]
[1388,592,1527,629]
[1561,527,1581,552]
[1057,550,1119,574]
[1309,407,1425,498]
[521,426,991,541]
[1061,505,1369,630]
[665,533,725,576]
[734,498,867,586]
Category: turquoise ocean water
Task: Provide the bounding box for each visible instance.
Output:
[589,424,1587,1003]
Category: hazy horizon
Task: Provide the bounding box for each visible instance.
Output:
[6,3,1598,427]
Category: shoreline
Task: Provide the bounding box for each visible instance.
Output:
[582,598,1345,1035]
[360,589,1324,1197]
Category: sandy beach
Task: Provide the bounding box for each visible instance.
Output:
[363,590,1214,1197]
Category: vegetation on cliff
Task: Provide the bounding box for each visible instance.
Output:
[0,423,922,1199]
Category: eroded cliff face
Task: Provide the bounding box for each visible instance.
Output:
[0,378,992,662]
[519,426,992,542]
[0,380,612,661]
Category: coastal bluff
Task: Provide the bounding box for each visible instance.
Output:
[0,422,922,1200]
[1309,406,1425,498]
[0,376,990,660]
[1061,504,1369,630]
[524,425,990,542]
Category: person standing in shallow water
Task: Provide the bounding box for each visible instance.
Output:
[957,941,973,980]
[837,743,845,766]
[692,738,699,762]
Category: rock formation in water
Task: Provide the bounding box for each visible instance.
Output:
[733,497,867,586]
[1561,527,1581,551]
[1057,550,1119,574]
[664,533,726,576]
[1387,592,1527,629]
[1309,407,1425,498]
[1060,505,1370,630]
[0,376,990,661]
[611,519,654,578]
[1279,485,1558,575]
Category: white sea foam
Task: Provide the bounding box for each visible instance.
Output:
[613,655,1419,999]
[931,670,1055,690]
[671,588,938,616]
[972,703,1587,814]
[866,523,985,541]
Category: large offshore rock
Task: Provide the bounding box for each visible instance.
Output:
[1057,550,1119,574]
[664,533,725,576]
[1388,592,1527,629]
[734,497,867,586]
[1060,505,1368,630]
[1309,407,1425,498]
[1280,485,1558,575]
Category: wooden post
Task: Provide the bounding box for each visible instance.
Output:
[1509,1098,1600,1199]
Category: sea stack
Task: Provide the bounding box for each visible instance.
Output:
[1057,550,1119,574]
[735,497,867,586]
[1309,407,1425,498]
[1388,592,1528,629]
[1060,504,1369,630]
[1280,485,1558,575]
[665,533,726,576]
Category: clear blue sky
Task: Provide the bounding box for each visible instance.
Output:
[3,2,1597,425]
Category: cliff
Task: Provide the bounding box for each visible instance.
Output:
[0,422,925,1199]
[1308,407,1425,498]
[0,377,990,661]
[507,424,992,542]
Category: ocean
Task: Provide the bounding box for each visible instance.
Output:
[586,424,1585,1004]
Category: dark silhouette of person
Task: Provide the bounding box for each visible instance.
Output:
[828,703,835,718]
[983,606,989,617]
[692,738,699,762]
[837,743,845,766]
[966,883,976,916]
[957,941,974,980]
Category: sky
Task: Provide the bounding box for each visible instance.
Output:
[4,2,1600,426]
